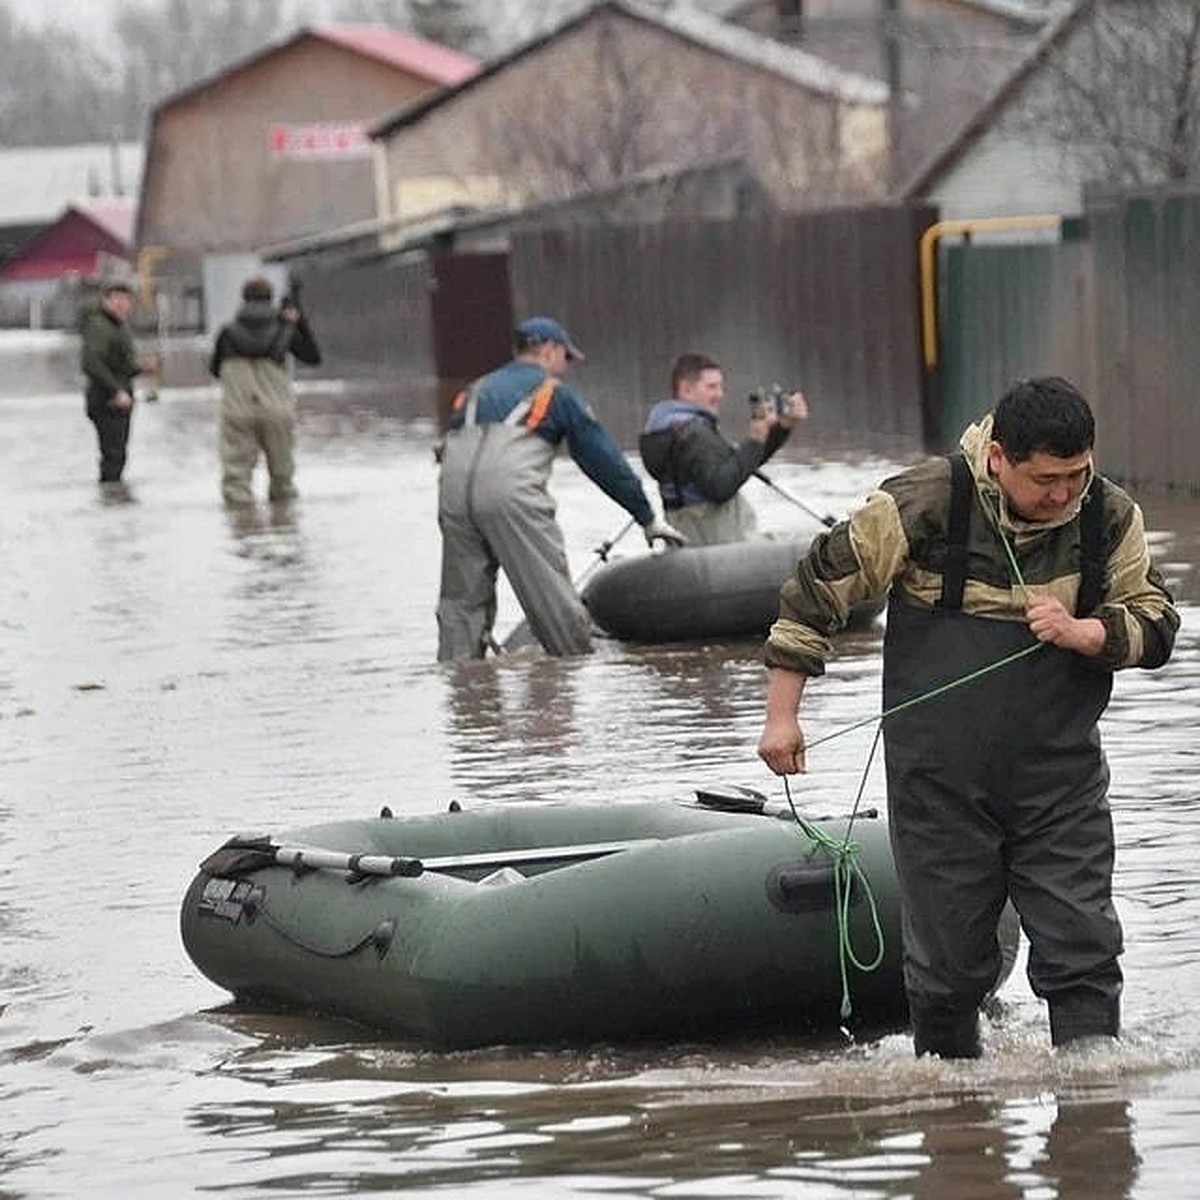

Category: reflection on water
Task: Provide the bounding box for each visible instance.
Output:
[2,341,1199,1198]
[104,1016,1157,1198]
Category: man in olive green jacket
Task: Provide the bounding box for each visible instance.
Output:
[80,279,147,484]
[758,377,1179,1058]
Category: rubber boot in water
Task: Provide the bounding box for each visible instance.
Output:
[911,1003,982,1059]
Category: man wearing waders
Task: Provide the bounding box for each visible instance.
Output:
[436,316,685,660]
[757,377,1179,1056]
[209,276,321,506]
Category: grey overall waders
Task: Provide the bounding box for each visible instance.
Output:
[437,389,593,660]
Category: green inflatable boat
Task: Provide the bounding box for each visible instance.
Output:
[180,792,1016,1048]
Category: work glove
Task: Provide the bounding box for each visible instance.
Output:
[643,516,687,548]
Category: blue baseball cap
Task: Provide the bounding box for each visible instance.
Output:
[515,316,585,361]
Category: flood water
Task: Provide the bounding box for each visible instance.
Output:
[2,331,1199,1198]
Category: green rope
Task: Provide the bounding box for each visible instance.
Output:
[804,639,1044,755]
[783,755,886,1022]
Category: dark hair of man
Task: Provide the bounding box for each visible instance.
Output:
[670,352,721,396]
[992,376,1095,462]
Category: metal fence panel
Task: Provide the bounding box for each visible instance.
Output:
[1089,193,1200,492]
[939,241,1091,449]
[936,189,1200,493]
[509,209,932,455]
[297,256,437,417]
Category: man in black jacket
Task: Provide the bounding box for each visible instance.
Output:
[209,276,321,506]
[639,352,808,544]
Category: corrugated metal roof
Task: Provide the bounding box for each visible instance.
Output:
[371,0,887,140]
[152,23,480,115]
[316,24,479,85]
[0,142,144,225]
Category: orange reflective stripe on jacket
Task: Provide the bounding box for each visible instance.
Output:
[451,377,555,428]
[524,378,556,430]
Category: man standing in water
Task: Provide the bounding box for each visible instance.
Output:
[757,377,1179,1057]
[437,316,684,660]
[80,278,153,486]
[209,275,321,507]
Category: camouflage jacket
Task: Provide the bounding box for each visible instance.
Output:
[764,417,1180,676]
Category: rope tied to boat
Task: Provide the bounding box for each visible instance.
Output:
[782,725,887,1022]
[779,640,1043,1026]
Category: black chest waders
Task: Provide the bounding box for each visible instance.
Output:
[881,455,1122,1056]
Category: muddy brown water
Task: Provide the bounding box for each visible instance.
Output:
[2,332,1198,1198]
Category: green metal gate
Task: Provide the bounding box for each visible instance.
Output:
[937,238,1090,450]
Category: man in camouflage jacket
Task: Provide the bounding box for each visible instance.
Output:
[758,376,1179,1057]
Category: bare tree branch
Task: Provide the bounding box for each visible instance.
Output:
[1015,0,1200,186]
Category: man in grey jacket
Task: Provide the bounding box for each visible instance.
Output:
[209,276,321,506]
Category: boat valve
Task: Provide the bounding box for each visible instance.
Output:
[372,919,396,959]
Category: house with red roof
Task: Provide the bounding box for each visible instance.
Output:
[134,23,478,301]
[0,200,134,284]
[0,196,138,328]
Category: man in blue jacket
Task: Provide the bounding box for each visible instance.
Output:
[437,316,684,660]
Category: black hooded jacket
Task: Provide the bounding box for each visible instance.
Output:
[209,299,321,378]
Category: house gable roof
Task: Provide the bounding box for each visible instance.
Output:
[0,198,135,282]
[369,0,887,140]
[71,199,136,244]
[307,24,478,85]
[151,23,479,115]
[899,0,1092,199]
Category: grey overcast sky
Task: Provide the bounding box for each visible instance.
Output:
[8,0,125,46]
[2,1,547,53]
[5,0,320,45]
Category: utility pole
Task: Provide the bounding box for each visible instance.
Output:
[881,0,902,193]
[777,0,804,42]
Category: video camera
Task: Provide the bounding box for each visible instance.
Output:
[280,274,303,312]
[747,384,793,419]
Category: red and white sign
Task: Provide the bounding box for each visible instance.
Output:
[269,122,372,161]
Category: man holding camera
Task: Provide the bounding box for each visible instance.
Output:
[639,352,808,545]
[209,275,321,507]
